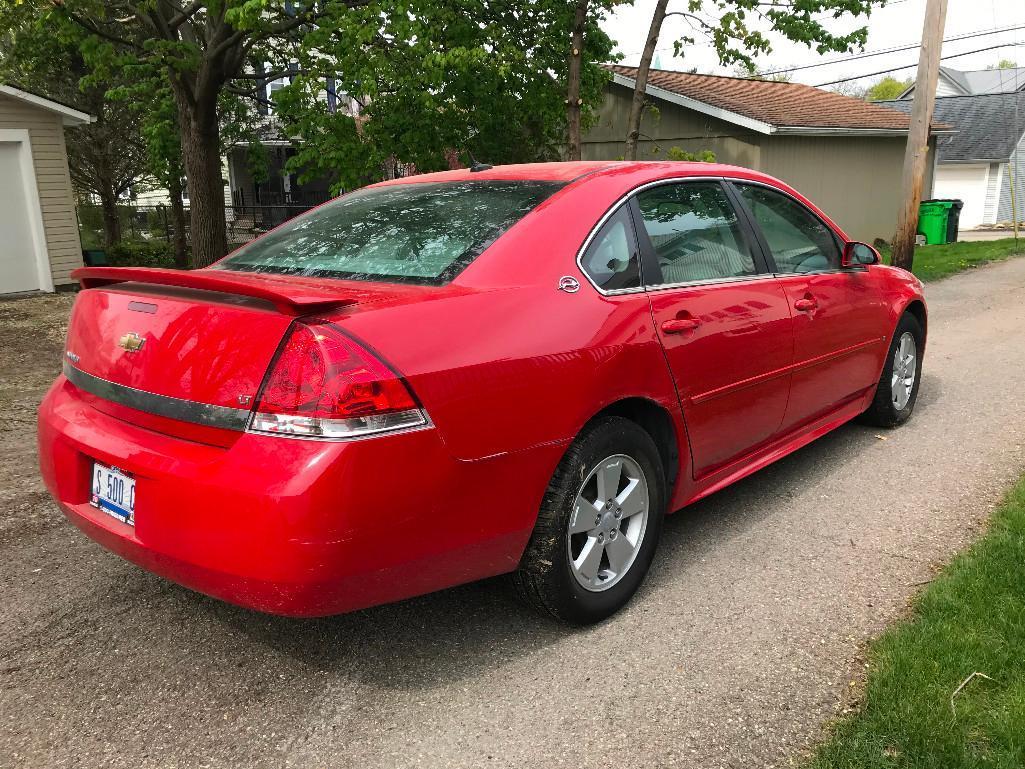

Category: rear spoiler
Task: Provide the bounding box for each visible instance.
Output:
[71,266,357,316]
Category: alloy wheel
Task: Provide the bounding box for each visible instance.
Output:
[567,454,649,592]
[891,331,917,411]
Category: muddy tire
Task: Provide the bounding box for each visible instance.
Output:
[513,417,665,625]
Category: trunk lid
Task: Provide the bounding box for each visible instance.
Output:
[64,267,369,416]
[64,267,452,432]
[65,285,293,415]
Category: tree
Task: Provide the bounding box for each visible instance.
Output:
[0,4,151,247]
[566,0,590,161]
[48,0,614,265]
[989,59,1018,70]
[47,1,321,266]
[624,0,887,160]
[270,0,615,192]
[865,75,912,101]
[829,80,867,99]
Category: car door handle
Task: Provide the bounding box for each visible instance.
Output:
[661,318,700,334]
[794,297,818,312]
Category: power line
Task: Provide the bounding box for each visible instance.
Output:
[759,23,1025,77]
[813,42,1025,87]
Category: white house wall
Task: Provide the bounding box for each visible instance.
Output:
[997,132,1025,224]
[933,163,989,229]
[983,162,1002,225]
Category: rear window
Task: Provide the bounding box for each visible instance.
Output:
[214,180,564,285]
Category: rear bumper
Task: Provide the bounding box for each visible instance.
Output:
[38,376,562,616]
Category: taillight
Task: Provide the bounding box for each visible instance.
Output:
[248,321,428,439]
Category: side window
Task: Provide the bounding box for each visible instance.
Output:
[580,206,641,291]
[635,182,757,286]
[736,184,840,273]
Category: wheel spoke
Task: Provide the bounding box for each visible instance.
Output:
[616,477,645,519]
[596,458,622,502]
[604,533,634,573]
[574,537,604,583]
[569,495,601,534]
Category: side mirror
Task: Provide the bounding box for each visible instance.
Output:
[842,241,880,267]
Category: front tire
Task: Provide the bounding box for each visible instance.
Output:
[860,312,924,428]
[513,416,665,625]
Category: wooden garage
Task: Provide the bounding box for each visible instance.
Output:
[0,85,92,294]
[585,67,953,244]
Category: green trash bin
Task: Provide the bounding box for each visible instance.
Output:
[917,200,954,245]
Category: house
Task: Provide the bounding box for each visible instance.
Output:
[880,94,1025,229]
[899,65,1025,98]
[0,85,92,294]
[584,66,953,243]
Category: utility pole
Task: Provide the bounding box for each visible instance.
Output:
[891,0,948,271]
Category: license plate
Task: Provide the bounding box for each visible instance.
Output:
[90,462,136,525]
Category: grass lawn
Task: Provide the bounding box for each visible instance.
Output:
[879,237,1025,282]
[810,477,1025,769]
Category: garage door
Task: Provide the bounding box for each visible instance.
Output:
[933,164,989,230]
[0,141,42,293]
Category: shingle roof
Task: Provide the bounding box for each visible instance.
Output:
[879,93,1025,162]
[608,65,922,131]
[960,67,1025,95]
[902,66,1025,98]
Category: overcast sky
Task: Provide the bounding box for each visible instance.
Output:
[601,0,1025,88]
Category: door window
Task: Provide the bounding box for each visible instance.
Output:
[635,182,757,286]
[579,206,641,291]
[736,184,840,273]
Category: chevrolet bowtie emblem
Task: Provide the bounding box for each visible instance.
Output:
[118,332,145,353]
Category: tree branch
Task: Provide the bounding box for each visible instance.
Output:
[62,9,144,52]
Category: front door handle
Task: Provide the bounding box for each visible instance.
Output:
[661,317,700,334]
[794,297,818,312]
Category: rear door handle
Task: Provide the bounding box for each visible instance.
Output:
[794,297,818,312]
[661,318,700,334]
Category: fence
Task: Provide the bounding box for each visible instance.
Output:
[77,202,323,251]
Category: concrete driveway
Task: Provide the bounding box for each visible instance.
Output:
[3,259,1025,769]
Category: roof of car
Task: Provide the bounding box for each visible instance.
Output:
[376,160,778,186]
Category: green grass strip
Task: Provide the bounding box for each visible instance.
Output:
[810,477,1025,768]
[878,238,1025,282]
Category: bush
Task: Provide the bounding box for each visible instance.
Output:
[106,240,180,269]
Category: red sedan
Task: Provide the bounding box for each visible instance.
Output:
[38,162,926,624]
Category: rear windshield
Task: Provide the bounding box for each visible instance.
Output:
[214,180,564,285]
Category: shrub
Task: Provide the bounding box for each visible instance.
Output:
[106,240,180,269]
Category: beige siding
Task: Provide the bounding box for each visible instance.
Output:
[759,135,932,243]
[582,83,933,244]
[0,94,82,286]
[582,84,762,170]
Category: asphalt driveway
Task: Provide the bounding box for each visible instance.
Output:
[2,259,1025,769]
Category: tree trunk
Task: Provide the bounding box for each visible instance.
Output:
[566,0,588,161]
[98,184,122,247]
[167,167,189,269]
[175,91,227,267]
[625,0,670,161]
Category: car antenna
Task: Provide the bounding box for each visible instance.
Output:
[466,149,493,173]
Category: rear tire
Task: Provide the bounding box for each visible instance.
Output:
[859,312,924,428]
[513,416,665,625]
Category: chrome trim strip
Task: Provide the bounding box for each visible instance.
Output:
[63,361,251,431]
[632,272,778,294]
